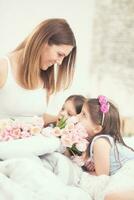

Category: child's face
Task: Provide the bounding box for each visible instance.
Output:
[78,103,100,137]
[57,100,77,121]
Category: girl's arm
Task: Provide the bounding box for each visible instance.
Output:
[93,138,111,176]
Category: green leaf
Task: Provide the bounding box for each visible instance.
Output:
[10,118,15,121]
[68,145,83,156]
[56,117,67,129]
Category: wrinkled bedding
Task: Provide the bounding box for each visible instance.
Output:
[0,135,133,200]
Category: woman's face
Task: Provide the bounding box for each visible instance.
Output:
[57,100,77,122]
[40,43,73,70]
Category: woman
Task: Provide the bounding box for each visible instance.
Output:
[0,18,76,124]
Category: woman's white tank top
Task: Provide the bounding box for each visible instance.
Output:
[0,57,47,121]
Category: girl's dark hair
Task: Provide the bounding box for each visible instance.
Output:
[86,98,134,152]
[66,95,86,114]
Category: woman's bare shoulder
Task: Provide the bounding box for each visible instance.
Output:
[0,58,8,88]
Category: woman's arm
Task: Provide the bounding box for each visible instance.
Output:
[93,138,111,176]
[43,113,58,126]
[0,58,8,88]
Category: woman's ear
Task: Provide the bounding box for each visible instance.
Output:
[93,125,102,134]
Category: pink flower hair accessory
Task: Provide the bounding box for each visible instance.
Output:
[98,95,110,125]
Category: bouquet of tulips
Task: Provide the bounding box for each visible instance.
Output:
[0,116,89,166]
[42,116,89,166]
[0,116,44,141]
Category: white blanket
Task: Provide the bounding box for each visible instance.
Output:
[0,135,91,200]
[0,156,91,200]
[0,135,60,159]
[0,135,133,200]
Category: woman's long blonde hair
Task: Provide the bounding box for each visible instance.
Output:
[14,18,76,95]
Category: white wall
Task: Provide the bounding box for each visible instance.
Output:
[0,0,94,114]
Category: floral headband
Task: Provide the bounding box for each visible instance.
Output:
[98,95,110,126]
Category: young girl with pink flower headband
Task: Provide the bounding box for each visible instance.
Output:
[77,95,134,200]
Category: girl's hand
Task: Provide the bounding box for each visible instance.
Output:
[84,158,95,172]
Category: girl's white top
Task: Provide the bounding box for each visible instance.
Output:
[90,135,134,175]
[0,56,47,121]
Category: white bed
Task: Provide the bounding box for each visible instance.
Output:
[123,136,134,148]
[0,135,133,200]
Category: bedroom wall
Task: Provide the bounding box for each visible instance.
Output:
[89,0,134,118]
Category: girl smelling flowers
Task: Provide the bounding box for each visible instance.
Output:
[78,95,134,200]
[0,94,88,167]
[42,95,88,166]
[45,94,86,128]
